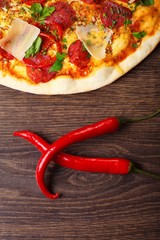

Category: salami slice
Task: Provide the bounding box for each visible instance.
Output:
[0,47,14,60]
[68,40,90,68]
[21,0,46,5]
[0,0,9,7]
[100,1,132,28]
[26,66,56,83]
[23,53,54,68]
[81,0,101,4]
[45,1,76,30]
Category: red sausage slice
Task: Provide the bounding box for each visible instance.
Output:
[68,40,90,68]
[21,0,46,5]
[26,66,56,83]
[0,47,14,60]
[100,1,132,29]
[0,0,10,7]
[23,53,54,68]
[81,0,101,4]
[45,1,76,30]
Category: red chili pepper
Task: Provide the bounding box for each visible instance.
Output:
[14,130,131,174]
[13,130,160,178]
[14,110,160,200]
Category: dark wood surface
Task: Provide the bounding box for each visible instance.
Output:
[0,45,160,240]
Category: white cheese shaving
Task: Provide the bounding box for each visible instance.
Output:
[128,0,136,3]
[68,0,80,3]
[0,19,40,60]
[76,24,113,60]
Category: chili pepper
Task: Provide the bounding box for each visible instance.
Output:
[14,110,160,199]
[13,130,160,178]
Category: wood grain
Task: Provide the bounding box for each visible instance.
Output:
[0,45,160,240]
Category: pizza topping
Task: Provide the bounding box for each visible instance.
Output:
[128,0,136,3]
[100,1,132,29]
[81,0,101,4]
[25,36,42,58]
[29,3,55,24]
[39,32,62,52]
[0,19,40,61]
[49,52,66,72]
[45,1,77,30]
[24,52,54,68]
[132,31,146,39]
[76,24,113,60]
[23,30,62,68]
[21,0,46,5]
[0,47,14,60]
[26,66,56,83]
[140,0,154,6]
[0,0,10,7]
[68,40,91,68]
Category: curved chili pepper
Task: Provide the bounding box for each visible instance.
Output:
[14,110,160,199]
[14,130,160,177]
[14,130,130,174]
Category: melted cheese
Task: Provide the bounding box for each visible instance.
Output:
[76,24,113,60]
[0,19,40,60]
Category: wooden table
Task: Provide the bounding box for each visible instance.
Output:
[0,45,160,240]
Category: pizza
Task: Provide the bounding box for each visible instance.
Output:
[0,0,159,94]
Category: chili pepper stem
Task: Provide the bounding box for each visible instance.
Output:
[130,164,160,180]
[120,109,160,124]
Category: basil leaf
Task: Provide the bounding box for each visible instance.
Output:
[132,0,154,12]
[124,19,132,26]
[25,36,42,58]
[132,31,146,39]
[30,3,55,23]
[49,53,67,72]
[38,6,55,22]
[132,43,138,48]
[49,60,63,72]
[140,0,154,6]
[31,3,42,14]
[56,52,67,61]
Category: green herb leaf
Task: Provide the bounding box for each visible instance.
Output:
[140,0,154,6]
[132,43,138,48]
[49,53,67,72]
[30,3,55,24]
[56,52,67,61]
[132,31,146,39]
[25,36,42,58]
[38,6,55,22]
[31,3,42,14]
[124,19,132,26]
[49,60,63,72]
[62,38,67,43]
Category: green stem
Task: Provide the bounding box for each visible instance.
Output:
[132,166,160,180]
[120,109,160,124]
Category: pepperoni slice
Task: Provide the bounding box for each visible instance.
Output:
[45,1,76,30]
[26,66,56,83]
[0,47,14,60]
[119,0,129,2]
[100,1,132,29]
[23,53,55,68]
[21,0,46,5]
[23,32,62,68]
[81,0,101,4]
[0,0,10,7]
[68,40,90,68]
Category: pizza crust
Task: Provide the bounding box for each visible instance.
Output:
[0,30,159,95]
